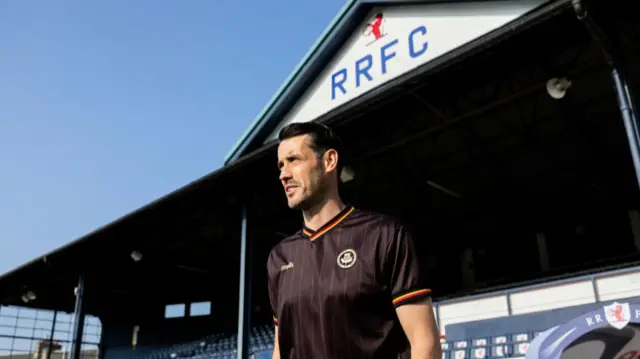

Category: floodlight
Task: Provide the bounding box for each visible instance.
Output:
[21,291,36,302]
[131,251,143,262]
[546,77,572,99]
[340,166,355,183]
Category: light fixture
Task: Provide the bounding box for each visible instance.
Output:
[340,166,355,183]
[131,251,143,262]
[132,325,140,350]
[546,77,572,99]
[21,291,36,303]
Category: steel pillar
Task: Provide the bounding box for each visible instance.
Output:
[69,276,86,359]
[46,310,58,359]
[572,0,640,190]
[237,206,252,359]
[611,68,640,189]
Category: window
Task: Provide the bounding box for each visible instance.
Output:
[190,302,211,317]
[164,304,186,319]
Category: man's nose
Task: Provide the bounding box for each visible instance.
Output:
[279,168,292,182]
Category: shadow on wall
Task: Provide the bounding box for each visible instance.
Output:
[444,295,640,341]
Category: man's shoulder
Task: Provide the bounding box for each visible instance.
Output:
[271,231,303,250]
[350,208,415,249]
[266,233,304,277]
[267,232,303,263]
[352,208,405,231]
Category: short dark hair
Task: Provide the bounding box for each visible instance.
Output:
[278,122,345,171]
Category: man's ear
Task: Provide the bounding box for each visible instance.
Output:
[323,149,339,174]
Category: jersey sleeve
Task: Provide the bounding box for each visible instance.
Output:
[266,252,279,326]
[384,224,431,308]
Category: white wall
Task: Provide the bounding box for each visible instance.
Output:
[435,267,640,334]
[509,280,595,315]
[596,269,640,302]
[438,295,509,334]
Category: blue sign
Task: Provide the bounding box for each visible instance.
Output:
[526,302,640,359]
[330,25,429,101]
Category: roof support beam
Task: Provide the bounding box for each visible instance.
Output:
[69,276,86,359]
[236,206,252,359]
[572,0,640,190]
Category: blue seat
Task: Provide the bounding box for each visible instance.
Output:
[470,346,487,359]
[471,338,487,348]
[453,339,469,349]
[513,341,530,356]
[490,343,512,357]
[491,335,508,345]
[452,348,468,358]
[511,333,530,343]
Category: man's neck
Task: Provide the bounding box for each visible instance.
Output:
[302,196,345,231]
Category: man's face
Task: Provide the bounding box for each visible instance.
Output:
[277,134,327,210]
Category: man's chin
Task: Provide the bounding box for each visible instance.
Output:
[288,201,303,210]
[287,197,308,210]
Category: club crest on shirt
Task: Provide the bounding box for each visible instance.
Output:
[337,249,357,269]
[280,262,294,271]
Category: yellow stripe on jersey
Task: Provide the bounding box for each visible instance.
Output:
[303,206,355,241]
[392,289,432,306]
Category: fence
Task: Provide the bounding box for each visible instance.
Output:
[0,306,101,359]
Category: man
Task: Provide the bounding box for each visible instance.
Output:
[267,122,442,359]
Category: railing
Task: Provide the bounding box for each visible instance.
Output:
[0,306,101,359]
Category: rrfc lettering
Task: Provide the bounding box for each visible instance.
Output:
[330,25,428,101]
[585,314,605,326]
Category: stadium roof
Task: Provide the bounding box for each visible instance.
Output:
[223,0,515,165]
[0,158,253,316]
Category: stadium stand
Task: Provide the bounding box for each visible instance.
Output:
[440,332,534,359]
[134,326,273,359]
[130,326,536,359]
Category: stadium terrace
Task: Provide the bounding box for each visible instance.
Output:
[1,0,640,358]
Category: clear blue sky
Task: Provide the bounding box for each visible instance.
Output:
[0,0,345,275]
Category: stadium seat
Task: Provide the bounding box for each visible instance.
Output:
[511,333,529,342]
[471,347,487,359]
[134,326,535,359]
[472,338,488,347]
[453,339,469,349]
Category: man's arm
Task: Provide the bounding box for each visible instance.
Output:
[396,298,442,359]
[272,325,280,359]
[383,223,441,359]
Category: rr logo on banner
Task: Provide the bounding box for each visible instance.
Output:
[526,302,640,359]
[605,302,631,330]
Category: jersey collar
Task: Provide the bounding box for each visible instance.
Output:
[302,205,355,241]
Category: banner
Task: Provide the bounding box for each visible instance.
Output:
[526,301,640,359]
